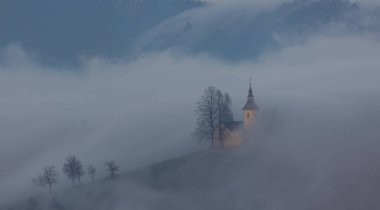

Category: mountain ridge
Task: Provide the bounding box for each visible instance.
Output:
[1,0,377,66]
[0,0,204,66]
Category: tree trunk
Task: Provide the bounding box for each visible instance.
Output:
[218,108,223,147]
[210,116,214,148]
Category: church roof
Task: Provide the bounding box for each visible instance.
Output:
[223,121,243,131]
[243,100,259,110]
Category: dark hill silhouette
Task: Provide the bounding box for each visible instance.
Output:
[1,0,378,66]
[0,0,203,66]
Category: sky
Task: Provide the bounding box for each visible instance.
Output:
[0,0,380,208]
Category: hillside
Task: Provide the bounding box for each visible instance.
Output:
[2,149,255,210]
[0,147,346,210]
[1,0,379,65]
[0,0,203,66]
[138,0,362,61]
[1,148,312,210]
[2,131,380,210]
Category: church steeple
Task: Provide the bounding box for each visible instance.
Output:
[248,78,253,97]
[243,78,258,129]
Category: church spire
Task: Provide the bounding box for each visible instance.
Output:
[243,77,258,111]
[248,77,253,97]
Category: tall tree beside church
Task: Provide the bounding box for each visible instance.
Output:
[195,87,233,147]
[216,90,234,146]
[194,86,218,147]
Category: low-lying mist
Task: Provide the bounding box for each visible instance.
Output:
[0,33,380,209]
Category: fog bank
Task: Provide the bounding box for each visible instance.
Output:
[1,33,380,207]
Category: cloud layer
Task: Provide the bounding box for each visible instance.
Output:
[1,31,380,206]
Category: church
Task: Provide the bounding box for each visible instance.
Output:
[213,82,258,147]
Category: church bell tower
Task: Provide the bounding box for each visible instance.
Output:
[243,79,258,129]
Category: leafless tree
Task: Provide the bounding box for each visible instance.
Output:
[216,90,234,146]
[87,164,96,183]
[75,159,84,184]
[33,166,58,192]
[194,86,218,147]
[194,86,233,147]
[62,155,83,185]
[105,161,119,180]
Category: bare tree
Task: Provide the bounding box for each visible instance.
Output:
[62,155,83,185]
[194,87,233,147]
[194,86,218,147]
[87,165,96,183]
[105,161,119,180]
[62,156,76,185]
[75,159,84,184]
[216,90,234,146]
[33,166,58,192]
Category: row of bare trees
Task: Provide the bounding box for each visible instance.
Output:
[33,156,120,192]
[194,86,233,147]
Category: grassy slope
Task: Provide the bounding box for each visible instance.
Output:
[1,149,253,210]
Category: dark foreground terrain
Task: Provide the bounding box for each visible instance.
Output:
[3,140,380,210]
